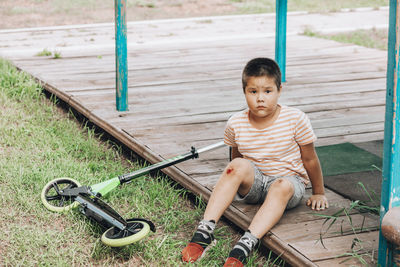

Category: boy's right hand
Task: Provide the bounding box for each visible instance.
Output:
[306,194,328,211]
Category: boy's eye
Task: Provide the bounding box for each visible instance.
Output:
[265,90,271,94]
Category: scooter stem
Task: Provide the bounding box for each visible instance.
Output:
[118,141,225,184]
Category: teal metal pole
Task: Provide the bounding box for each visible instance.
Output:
[275,0,287,82]
[379,0,400,266]
[115,0,128,111]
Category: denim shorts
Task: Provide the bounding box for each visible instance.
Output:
[235,164,306,210]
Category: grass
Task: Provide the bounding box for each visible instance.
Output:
[0,59,284,266]
[303,27,388,51]
[53,51,62,59]
[36,49,63,58]
[36,49,52,57]
[230,0,388,14]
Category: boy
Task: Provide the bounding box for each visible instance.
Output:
[182,58,329,266]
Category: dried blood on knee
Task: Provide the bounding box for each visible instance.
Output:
[226,167,233,174]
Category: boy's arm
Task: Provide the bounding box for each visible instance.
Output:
[299,142,329,210]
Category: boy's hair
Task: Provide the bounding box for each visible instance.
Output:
[242,58,281,91]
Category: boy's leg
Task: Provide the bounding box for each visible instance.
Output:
[248,178,294,238]
[182,158,255,263]
[224,178,295,266]
[204,158,255,222]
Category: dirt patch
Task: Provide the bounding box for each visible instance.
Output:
[0,0,238,30]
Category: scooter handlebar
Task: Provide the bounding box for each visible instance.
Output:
[196,141,226,154]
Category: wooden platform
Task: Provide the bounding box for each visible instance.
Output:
[0,14,387,266]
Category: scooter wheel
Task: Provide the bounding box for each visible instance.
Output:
[101,219,151,247]
[41,177,81,212]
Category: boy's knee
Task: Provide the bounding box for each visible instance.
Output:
[226,158,253,177]
[270,178,294,195]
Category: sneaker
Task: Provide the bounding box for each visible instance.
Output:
[223,257,244,267]
[182,221,216,263]
[181,239,217,263]
[224,231,258,266]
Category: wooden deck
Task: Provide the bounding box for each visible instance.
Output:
[0,13,387,266]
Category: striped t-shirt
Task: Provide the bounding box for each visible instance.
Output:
[224,105,317,179]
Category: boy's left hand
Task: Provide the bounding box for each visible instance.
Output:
[306,194,329,211]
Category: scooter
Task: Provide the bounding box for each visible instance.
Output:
[41,141,225,247]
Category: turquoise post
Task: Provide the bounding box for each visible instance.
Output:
[378,0,400,266]
[275,0,287,82]
[115,0,128,111]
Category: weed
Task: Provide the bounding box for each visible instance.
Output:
[302,27,317,37]
[335,238,376,266]
[357,182,380,215]
[264,250,285,266]
[35,49,63,59]
[53,51,62,59]
[36,48,52,57]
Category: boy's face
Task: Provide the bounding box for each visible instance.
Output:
[244,76,281,120]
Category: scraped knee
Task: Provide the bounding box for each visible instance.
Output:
[224,158,253,177]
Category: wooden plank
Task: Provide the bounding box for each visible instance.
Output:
[309,106,385,123]
[315,252,377,266]
[315,122,384,138]
[38,66,383,91]
[64,76,385,100]
[7,33,385,69]
[84,95,385,127]
[83,93,385,128]
[14,48,385,79]
[77,86,385,109]
[290,231,378,262]
[3,29,385,60]
[317,132,384,147]
[272,213,379,243]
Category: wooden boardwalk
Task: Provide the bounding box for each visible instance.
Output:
[0,13,387,266]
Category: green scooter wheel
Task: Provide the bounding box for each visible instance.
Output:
[101,219,151,247]
[41,177,81,212]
